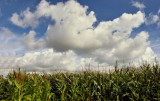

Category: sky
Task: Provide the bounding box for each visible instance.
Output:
[0,0,160,75]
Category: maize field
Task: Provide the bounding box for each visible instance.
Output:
[0,64,160,101]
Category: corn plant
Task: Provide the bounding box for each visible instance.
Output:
[0,64,160,101]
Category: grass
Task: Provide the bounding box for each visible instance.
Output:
[0,64,160,101]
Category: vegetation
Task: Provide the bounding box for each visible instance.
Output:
[0,64,160,101]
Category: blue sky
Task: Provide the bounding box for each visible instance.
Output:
[0,0,160,74]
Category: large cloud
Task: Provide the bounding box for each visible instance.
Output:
[0,47,156,76]
[45,11,145,52]
[36,0,149,64]
[16,49,78,72]
[0,48,109,75]
[6,0,158,74]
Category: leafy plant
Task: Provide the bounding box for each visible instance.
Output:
[0,64,160,100]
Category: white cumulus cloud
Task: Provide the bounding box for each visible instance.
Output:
[132,1,146,10]
[16,49,78,72]
[0,47,157,76]
[4,0,158,75]
[0,48,109,75]
[145,13,159,25]
[37,0,148,64]
[10,8,39,28]
[22,30,45,50]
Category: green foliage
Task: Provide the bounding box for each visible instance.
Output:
[0,64,160,100]
[0,70,53,101]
